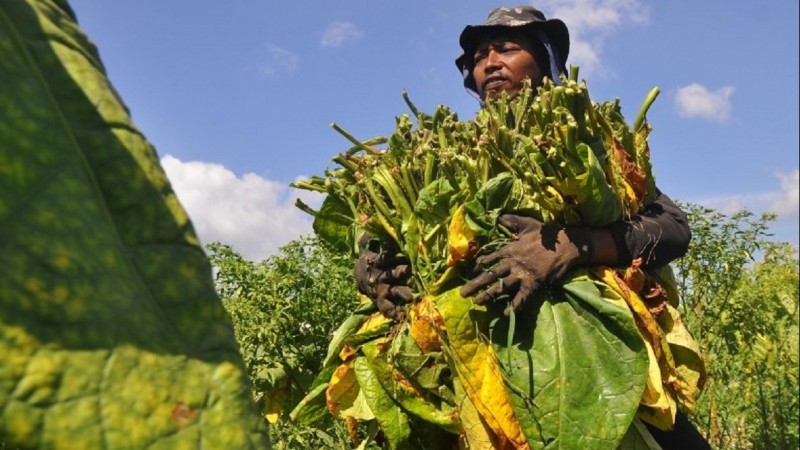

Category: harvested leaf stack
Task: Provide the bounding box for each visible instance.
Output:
[290,68,705,449]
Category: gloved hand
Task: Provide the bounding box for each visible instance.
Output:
[459,214,594,313]
[353,235,414,320]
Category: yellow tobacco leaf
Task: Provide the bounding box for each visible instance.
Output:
[453,377,499,450]
[360,311,393,333]
[339,311,393,361]
[596,267,679,430]
[326,361,374,421]
[658,305,707,412]
[637,333,677,430]
[339,343,357,362]
[617,176,639,215]
[435,289,530,450]
[599,268,664,362]
[638,398,678,432]
[447,205,476,266]
[409,296,445,353]
[623,258,646,293]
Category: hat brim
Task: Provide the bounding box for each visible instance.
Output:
[455,19,569,93]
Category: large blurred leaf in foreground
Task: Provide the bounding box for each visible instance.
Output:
[0,1,270,448]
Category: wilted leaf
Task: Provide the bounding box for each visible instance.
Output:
[597,268,682,431]
[658,305,707,413]
[452,377,498,450]
[408,296,444,353]
[447,205,477,266]
[435,289,530,450]
[327,361,374,421]
[0,1,269,448]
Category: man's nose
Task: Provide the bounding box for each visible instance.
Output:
[484,49,502,70]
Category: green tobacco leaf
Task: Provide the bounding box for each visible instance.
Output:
[289,303,376,424]
[415,177,457,224]
[464,172,515,234]
[557,142,622,226]
[312,194,355,253]
[489,271,648,449]
[321,301,375,369]
[0,1,269,448]
[353,357,412,450]
[288,376,330,424]
[362,341,460,434]
[388,330,449,394]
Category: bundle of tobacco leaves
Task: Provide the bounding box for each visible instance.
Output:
[289,68,705,450]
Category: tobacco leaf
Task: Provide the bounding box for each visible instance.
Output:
[0,1,269,448]
[489,271,648,449]
[435,289,531,450]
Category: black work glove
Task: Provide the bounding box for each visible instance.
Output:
[353,235,413,320]
[459,214,594,313]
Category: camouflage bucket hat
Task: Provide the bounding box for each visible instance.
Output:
[455,5,570,93]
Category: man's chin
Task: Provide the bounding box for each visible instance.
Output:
[483,88,519,101]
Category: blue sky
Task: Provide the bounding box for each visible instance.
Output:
[67,0,799,261]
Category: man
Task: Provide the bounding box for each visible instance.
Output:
[356,5,689,331]
[355,5,709,448]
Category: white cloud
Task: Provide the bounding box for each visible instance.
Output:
[696,169,799,220]
[537,0,649,76]
[262,43,299,75]
[320,21,363,48]
[161,155,323,261]
[771,170,800,217]
[674,83,735,123]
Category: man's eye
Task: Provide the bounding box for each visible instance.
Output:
[473,53,486,63]
[501,45,520,52]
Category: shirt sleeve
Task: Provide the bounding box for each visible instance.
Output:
[607,189,691,267]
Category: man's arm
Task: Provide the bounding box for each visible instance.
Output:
[357,189,691,316]
[602,189,691,267]
[460,188,691,311]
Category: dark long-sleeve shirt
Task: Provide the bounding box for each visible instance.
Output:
[607,189,691,267]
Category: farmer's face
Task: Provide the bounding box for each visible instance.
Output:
[471,33,541,101]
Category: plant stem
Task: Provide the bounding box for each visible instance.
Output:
[331,123,381,155]
[633,87,660,132]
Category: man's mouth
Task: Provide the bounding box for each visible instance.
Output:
[483,76,509,92]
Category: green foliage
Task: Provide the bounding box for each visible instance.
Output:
[209,237,381,449]
[674,204,799,449]
[0,1,268,448]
